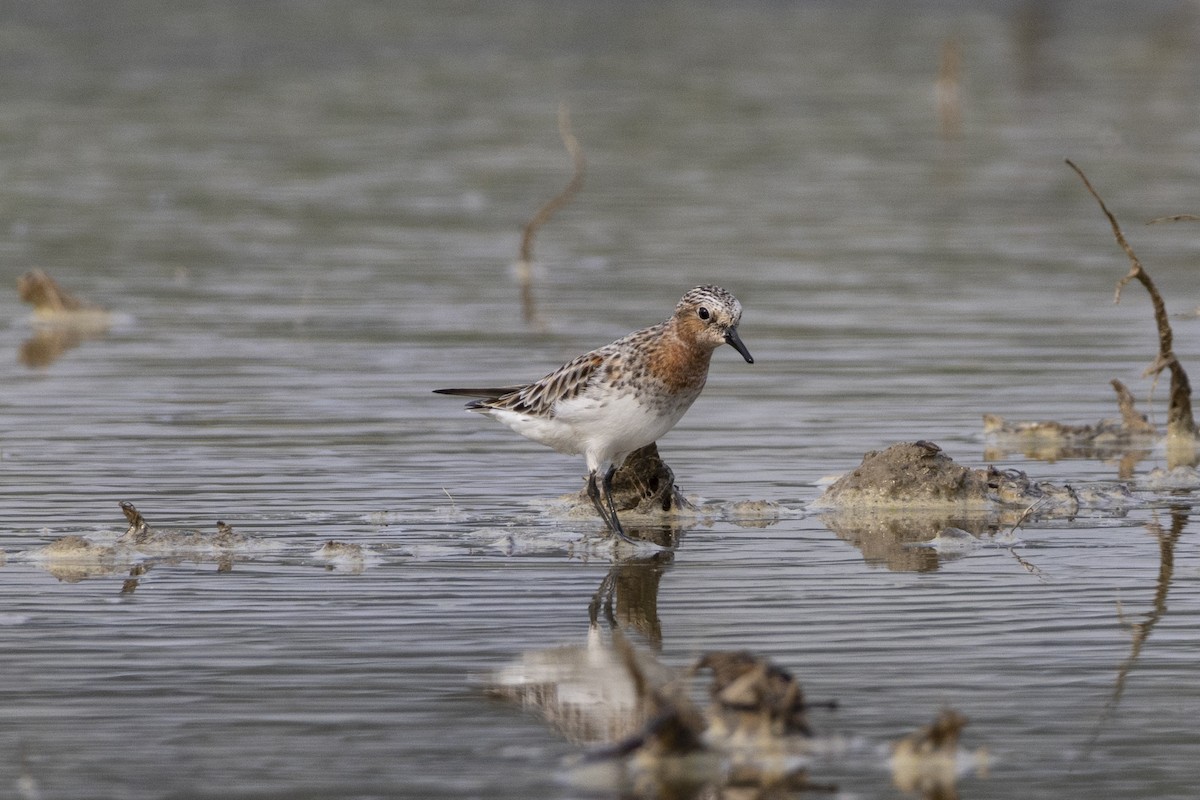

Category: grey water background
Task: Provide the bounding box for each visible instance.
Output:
[1,1,1199,797]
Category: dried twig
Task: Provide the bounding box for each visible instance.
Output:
[1005,500,1042,535]
[1065,159,1197,452]
[1002,500,1047,581]
[516,102,586,327]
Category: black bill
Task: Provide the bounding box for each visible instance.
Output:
[724,327,754,364]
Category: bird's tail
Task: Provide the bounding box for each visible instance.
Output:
[433,387,522,400]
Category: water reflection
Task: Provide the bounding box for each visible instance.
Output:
[490,513,1000,799]
[489,529,682,751]
[819,512,1005,572]
[490,629,839,798]
[1011,0,1061,93]
[490,615,989,799]
[487,626,654,747]
[19,327,98,368]
[590,544,675,649]
[492,516,846,796]
[1091,506,1189,747]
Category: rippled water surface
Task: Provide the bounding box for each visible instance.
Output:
[2,2,1200,798]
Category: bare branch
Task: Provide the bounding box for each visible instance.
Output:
[1066,159,1196,450]
[1064,159,1146,305]
[516,103,587,327]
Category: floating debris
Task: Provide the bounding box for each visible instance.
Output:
[17,269,117,367]
[936,37,963,140]
[890,708,988,797]
[17,269,112,329]
[984,380,1156,476]
[718,499,786,527]
[985,381,1155,446]
[314,540,364,558]
[117,501,249,553]
[21,502,268,585]
[1140,465,1200,491]
[312,540,380,573]
[492,637,992,795]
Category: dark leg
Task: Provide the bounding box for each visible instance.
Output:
[586,468,636,544]
[585,470,610,526]
[601,465,637,544]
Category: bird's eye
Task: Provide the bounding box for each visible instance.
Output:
[698,306,711,320]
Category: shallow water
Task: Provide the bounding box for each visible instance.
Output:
[2,1,1200,798]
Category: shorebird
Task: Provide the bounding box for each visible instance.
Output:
[435,285,752,542]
